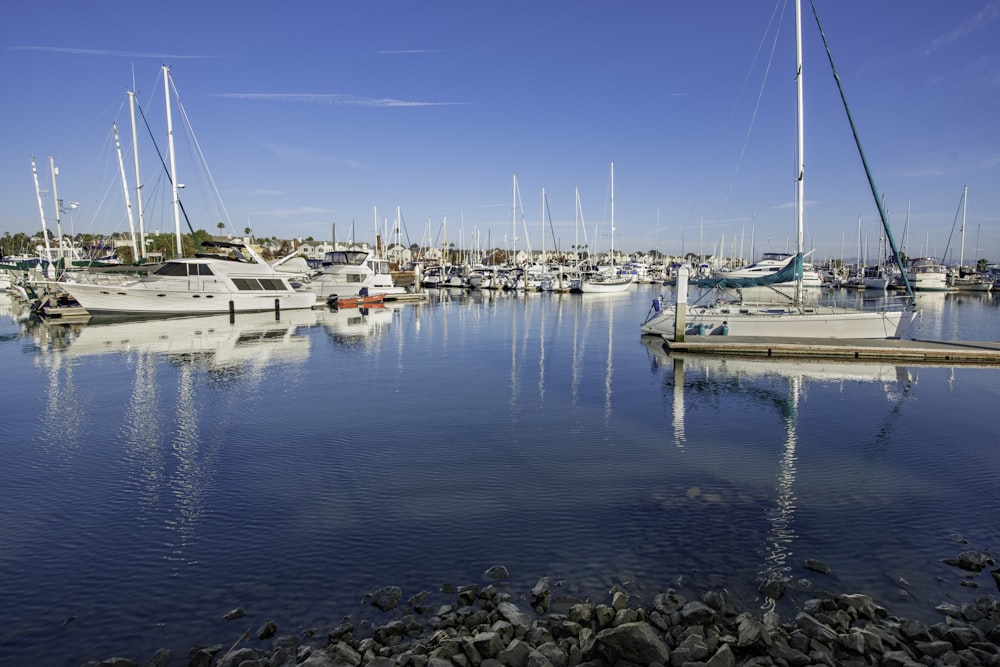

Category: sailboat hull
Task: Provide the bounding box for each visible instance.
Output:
[576,275,634,293]
[641,303,913,340]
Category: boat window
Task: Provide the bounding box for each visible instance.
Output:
[154,262,188,277]
[346,273,363,283]
[323,251,367,266]
[233,278,263,290]
[193,264,215,276]
[259,278,287,290]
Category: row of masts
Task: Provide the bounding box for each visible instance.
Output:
[31,65,185,265]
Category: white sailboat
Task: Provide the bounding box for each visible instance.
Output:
[642,0,913,339]
[576,162,634,293]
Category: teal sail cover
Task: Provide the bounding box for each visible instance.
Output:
[692,253,804,289]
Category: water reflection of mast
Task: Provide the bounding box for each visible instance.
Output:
[571,296,584,406]
[124,351,164,518]
[672,358,686,448]
[509,292,520,413]
[759,374,800,607]
[538,292,546,404]
[603,300,614,426]
[168,363,205,560]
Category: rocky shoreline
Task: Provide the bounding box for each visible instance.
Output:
[84,553,1000,667]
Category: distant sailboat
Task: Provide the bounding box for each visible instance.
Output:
[576,162,634,294]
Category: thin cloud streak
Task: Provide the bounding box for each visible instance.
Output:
[376,49,441,55]
[923,2,1000,54]
[8,45,212,59]
[218,93,466,107]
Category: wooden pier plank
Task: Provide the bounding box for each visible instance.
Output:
[662,335,1000,364]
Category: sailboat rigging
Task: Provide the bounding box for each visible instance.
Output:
[642,0,914,339]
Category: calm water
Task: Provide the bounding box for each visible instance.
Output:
[1,287,998,666]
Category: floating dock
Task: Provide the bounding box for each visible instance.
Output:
[663,336,1000,364]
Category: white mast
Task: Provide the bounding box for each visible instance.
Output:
[164,65,183,256]
[511,173,518,265]
[794,0,805,304]
[540,187,546,266]
[31,156,53,263]
[128,90,147,259]
[610,161,616,269]
[959,184,968,269]
[113,123,139,259]
[49,156,63,261]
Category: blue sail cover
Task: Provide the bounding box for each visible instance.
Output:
[692,253,803,289]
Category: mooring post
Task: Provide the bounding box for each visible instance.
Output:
[674,265,688,342]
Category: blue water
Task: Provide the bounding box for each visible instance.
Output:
[1,287,998,666]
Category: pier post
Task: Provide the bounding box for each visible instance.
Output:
[674,265,688,342]
[414,264,423,293]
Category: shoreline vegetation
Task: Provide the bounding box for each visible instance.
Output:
[83,550,1000,667]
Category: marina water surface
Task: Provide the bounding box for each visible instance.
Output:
[1,287,998,666]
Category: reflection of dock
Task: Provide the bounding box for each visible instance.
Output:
[664,336,1000,364]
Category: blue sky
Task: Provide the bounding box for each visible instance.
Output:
[2,1,999,264]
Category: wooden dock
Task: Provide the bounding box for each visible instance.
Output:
[663,335,1000,364]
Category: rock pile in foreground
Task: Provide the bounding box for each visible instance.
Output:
[86,563,1000,667]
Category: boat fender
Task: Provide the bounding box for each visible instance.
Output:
[652,298,660,313]
[698,323,707,336]
[722,321,729,336]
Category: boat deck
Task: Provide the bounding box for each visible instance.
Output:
[662,335,1000,364]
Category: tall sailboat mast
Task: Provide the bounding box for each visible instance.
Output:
[31,157,54,263]
[794,0,805,305]
[164,65,183,256]
[113,123,139,259]
[128,90,147,259]
[49,156,63,261]
[610,161,616,269]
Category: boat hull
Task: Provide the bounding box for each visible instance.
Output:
[64,281,316,316]
[574,276,634,293]
[641,303,914,340]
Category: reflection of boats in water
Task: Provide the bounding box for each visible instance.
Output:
[642,333,915,603]
[47,308,318,368]
[318,303,399,342]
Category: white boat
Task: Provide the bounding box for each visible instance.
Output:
[712,252,823,287]
[708,251,824,301]
[641,0,913,340]
[951,276,992,292]
[305,248,408,300]
[576,162,634,294]
[60,240,316,316]
[862,264,894,291]
[904,258,953,292]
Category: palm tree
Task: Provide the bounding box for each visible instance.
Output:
[244,226,253,244]
[216,221,225,238]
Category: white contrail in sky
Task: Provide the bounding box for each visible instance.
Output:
[8,45,211,59]
[218,92,465,107]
